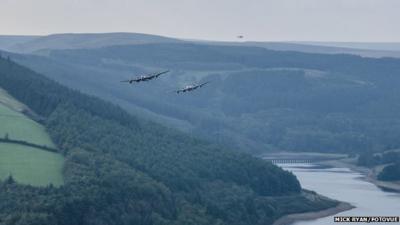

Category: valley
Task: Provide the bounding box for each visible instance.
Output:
[0,52,340,225]
[1,1,399,224]
[6,39,400,154]
[1,32,399,225]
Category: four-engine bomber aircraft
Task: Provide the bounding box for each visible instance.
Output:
[175,81,210,94]
[120,70,210,94]
[121,70,169,83]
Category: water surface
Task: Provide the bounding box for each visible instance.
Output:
[279,163,400,225]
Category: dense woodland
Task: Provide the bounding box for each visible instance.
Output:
[378,163,400,181]
[0,56,337,224]
[9,42,400,154]
[358,150,400,181]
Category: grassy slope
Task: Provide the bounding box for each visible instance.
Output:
[0,90,63,186]
[0,56,342,225]
[0,143,64,186]
[0,87,26,111]
[0,102,55,147]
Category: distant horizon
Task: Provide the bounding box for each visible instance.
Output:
[1,32,400,44]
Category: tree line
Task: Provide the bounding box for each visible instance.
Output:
[0,55,337,225]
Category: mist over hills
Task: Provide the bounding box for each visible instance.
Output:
[295,42,400,51]
[3,35,400,154]
[0,35,38,51]
[193,41,400,58]
[3,33,182,53]
[0,53,340,225]
[1,31,399,224]
[2,32,400,58]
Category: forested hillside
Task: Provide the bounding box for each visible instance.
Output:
[0,55,337,224]
[8,42,400,153]
[358,150,400,181]
[2,33,400,58]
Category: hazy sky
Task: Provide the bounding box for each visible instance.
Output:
[1,0,399,42]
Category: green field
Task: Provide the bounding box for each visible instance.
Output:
[0,89,63,186]
[0,104,55,147]
[0,88,26,112]
[0,143,64,186]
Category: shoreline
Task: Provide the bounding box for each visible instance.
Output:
[319,159,400,193]
[273,202,354,225]
[261,152,400,193]
[263,151,399,225]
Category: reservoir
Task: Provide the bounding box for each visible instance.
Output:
[278,163,400,225]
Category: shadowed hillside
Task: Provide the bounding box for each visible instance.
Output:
[0,52,338,225]
[6,42,400,154]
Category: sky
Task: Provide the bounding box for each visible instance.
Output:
[1,0,399,42]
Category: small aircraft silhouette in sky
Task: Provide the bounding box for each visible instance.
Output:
[175,81,210,94]
[121,70,169,83]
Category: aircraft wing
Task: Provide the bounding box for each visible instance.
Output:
[153,70,170,78]
[199,81,210,87]
[121,77,141,83]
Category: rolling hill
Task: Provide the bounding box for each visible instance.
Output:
[0,50,338,225]
[3,32,181,53]
[0,143,64,186]
[196,40,400,58]
[0,35,39,52]
[2,33,400,58]
[6,41,400,154]
[295,41,400,51]
[0,88,63,186]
